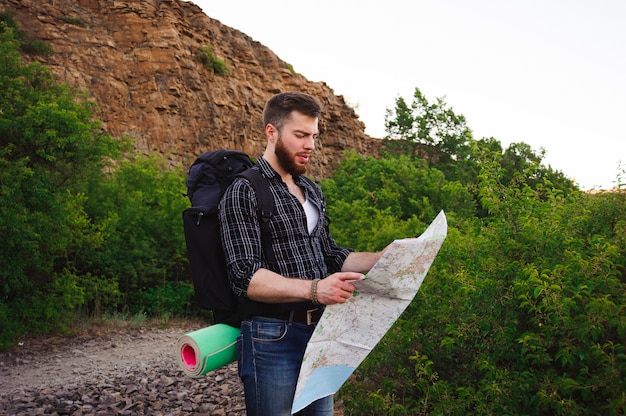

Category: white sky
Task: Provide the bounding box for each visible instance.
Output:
[191,0,625,190]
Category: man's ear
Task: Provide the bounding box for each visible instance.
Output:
[266,123,278,142]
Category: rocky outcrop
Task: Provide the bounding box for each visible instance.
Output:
[0,0,381,179]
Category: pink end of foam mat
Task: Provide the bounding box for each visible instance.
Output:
[180,344,197,369]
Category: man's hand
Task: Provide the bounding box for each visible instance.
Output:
[315,272,364,305]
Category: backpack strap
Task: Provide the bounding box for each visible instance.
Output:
[238,168,276,265]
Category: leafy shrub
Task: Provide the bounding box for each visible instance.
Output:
[338,158,626,415]
[60,16,87,27]
[198,42,230,75]
[321,150,475,251]
[140,281,195,316]
[79,154,190,314]
[0,12,53,55]
[0,25,121,344]
[0,25,192,345]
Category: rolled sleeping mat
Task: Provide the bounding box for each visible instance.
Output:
[177,323,241,377]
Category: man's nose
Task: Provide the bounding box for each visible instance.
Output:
[304,135,315,150]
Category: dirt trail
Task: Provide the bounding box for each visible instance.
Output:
[0,320,246,415]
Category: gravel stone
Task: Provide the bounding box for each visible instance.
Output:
[0,322,245,415]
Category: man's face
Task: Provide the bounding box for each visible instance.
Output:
[273,111,318,176]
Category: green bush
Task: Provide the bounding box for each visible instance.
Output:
[198,42,230,75]
[79,154,190,314]
[141,281,195,317]
[0,25,192,346]
[0,25,122,345]
[321,150,475,251]
[0,12,53,55]
[338,158,626,415]
[59,15,87,27]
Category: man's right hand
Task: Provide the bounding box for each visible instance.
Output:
[315,272,364,305]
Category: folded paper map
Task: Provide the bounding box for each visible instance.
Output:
[292,211,448,413]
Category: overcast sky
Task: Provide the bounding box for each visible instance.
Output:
[192,0,625,190]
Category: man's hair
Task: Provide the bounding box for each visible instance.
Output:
[263,92,322,131]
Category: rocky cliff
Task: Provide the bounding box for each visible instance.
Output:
[0,0,381,179]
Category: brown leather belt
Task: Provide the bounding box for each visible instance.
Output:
[263,308,323,325]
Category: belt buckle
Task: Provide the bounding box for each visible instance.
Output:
[306,308,318,325]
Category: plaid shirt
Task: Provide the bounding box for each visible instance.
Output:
[218,156,353,298]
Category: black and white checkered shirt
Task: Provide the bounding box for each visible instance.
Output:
[219,156,353,297]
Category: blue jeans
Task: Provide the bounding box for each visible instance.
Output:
[238,317,334,415]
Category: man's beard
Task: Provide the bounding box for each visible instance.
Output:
[275,134,308,176]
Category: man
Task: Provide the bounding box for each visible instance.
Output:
[219,91,384,415]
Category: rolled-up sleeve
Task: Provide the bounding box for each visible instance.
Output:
[218,179,263,297]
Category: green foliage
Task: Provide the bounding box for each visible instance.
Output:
[0,12,53,55]
[79,154,190,314]
[329,91,624,413]
[198,42,230,75]
[59,15,87,27]
[141,281,195,317]
[321,150,475,251]
[78,273,123,317]
[383,87,577,196]
[384,87,473,171]
[0,26,123,345]
[324,135,613,414]
[338,155,626,415]
[0,24,196,348]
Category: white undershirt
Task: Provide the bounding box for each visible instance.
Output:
[302,196,319,234]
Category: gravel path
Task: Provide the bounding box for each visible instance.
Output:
[0,321,245,415]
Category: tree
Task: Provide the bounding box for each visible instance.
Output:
[384,87,473,174]
[383,87,577,199]
[0,22,122,343]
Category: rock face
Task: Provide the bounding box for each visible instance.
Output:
[0,0,381,179]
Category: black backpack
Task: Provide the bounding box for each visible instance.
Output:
[182,150,274,327]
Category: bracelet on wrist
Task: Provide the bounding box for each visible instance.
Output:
[310,278,321,305]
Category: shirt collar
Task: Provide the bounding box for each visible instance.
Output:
[257,156,307,185]
[257,156,279,180]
